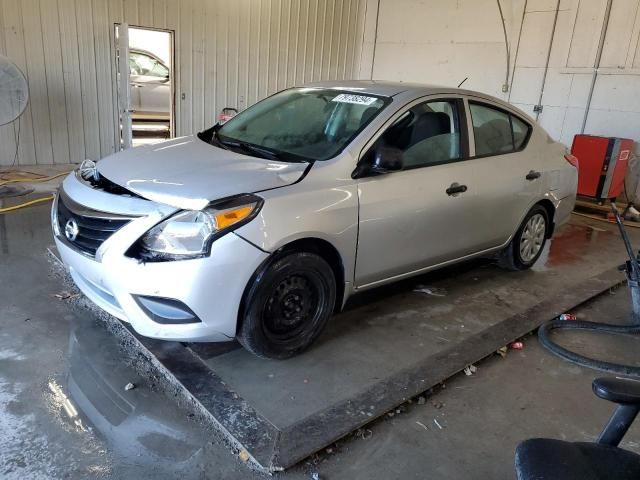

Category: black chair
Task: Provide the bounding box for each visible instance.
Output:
[515,377,640,480]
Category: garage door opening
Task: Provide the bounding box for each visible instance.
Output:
[114,24,175,149]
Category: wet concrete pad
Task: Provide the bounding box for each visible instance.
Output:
[117,218,635,470]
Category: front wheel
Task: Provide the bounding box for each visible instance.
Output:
[498,205,549,271]
[237,252,336,359]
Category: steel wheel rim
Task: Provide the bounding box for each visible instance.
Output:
[519,213,546,262]
[262,271,325,343]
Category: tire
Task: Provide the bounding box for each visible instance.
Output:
[237,251,336,359]
[498,205,549,271]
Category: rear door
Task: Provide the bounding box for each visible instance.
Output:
[355,97,482,287]
[463,99,540,249]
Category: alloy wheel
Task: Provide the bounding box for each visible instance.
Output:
[519,213,546,262]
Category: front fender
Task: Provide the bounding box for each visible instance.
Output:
[234,181,359,284]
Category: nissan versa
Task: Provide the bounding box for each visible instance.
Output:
[52,81,578,358]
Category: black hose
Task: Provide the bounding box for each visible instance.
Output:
[538,317,640,377]
[539,201,640,377]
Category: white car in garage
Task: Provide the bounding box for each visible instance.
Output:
[52,81,578,358]
[129,48,171,122]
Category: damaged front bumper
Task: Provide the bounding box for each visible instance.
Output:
[53,174,269,342]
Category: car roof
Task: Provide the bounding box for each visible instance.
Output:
[301,79,486,98]
[298,80,530,121]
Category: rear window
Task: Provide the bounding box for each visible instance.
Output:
[469,102,531,157]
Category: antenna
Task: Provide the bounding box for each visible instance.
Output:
[457,77,468,88]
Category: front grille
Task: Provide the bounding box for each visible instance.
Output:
[57,193,133,256]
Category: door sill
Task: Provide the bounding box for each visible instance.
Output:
[354,244,505,291]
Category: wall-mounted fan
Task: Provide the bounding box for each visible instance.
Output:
[0,55,29,126]
[0,55,30,198]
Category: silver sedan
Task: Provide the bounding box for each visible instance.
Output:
[52,81,578,358]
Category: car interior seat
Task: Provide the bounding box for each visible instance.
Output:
[372,111,452,167]
[475,118,512,155]
[407,112,451,150]
[515,376,640,480]
[397,112,453,168]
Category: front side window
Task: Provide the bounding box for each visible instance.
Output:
[367,99,463,169]
[470,102,531,156]
[216,89,389,162]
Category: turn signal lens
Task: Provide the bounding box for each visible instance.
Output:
[135,193,263,261]
[214,205,255,230]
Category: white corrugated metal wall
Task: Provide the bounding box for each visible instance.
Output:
[0,0,368,166]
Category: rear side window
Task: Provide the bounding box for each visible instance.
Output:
[469,102,531,156]
[511,115,529,150]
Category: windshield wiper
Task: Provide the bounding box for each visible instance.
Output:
[237,143,281,160]
[210,130,309,163]
[218,138,282,160]
[240,143,309,163]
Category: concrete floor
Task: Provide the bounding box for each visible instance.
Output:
[1,200,640,479]
[200,218,626,425]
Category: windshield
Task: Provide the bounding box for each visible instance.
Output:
[215,88,389,162]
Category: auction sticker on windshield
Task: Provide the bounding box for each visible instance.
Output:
[332,93,378,105]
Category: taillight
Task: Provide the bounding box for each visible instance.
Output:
[565,153,579,169]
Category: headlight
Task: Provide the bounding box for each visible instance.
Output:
[132,194,263,261]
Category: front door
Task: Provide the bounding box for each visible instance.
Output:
[354,98,481,287]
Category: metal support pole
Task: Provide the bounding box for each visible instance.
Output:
[581,0,613,133]
[612,202,640,324]
[597,404,640,446]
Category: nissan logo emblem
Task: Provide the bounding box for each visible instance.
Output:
[64,218,79,242]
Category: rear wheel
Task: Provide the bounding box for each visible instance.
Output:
[238,252,336,359]
[498,205,549,271]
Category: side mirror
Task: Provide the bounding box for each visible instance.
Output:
[352,145,403,179]
[371,145,403,174]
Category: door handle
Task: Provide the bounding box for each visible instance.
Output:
[446,182,468,196]
[526,170,541,181]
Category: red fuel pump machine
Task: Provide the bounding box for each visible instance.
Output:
[571,135,633,201]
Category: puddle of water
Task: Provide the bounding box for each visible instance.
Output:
[533,221,614,271]
[0,204,53,258]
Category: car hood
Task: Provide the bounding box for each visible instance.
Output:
[97,135,309,210]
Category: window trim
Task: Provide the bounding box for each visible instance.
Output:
[354,96,471,177]
[466,99,533,160]
[510,113,532,151]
